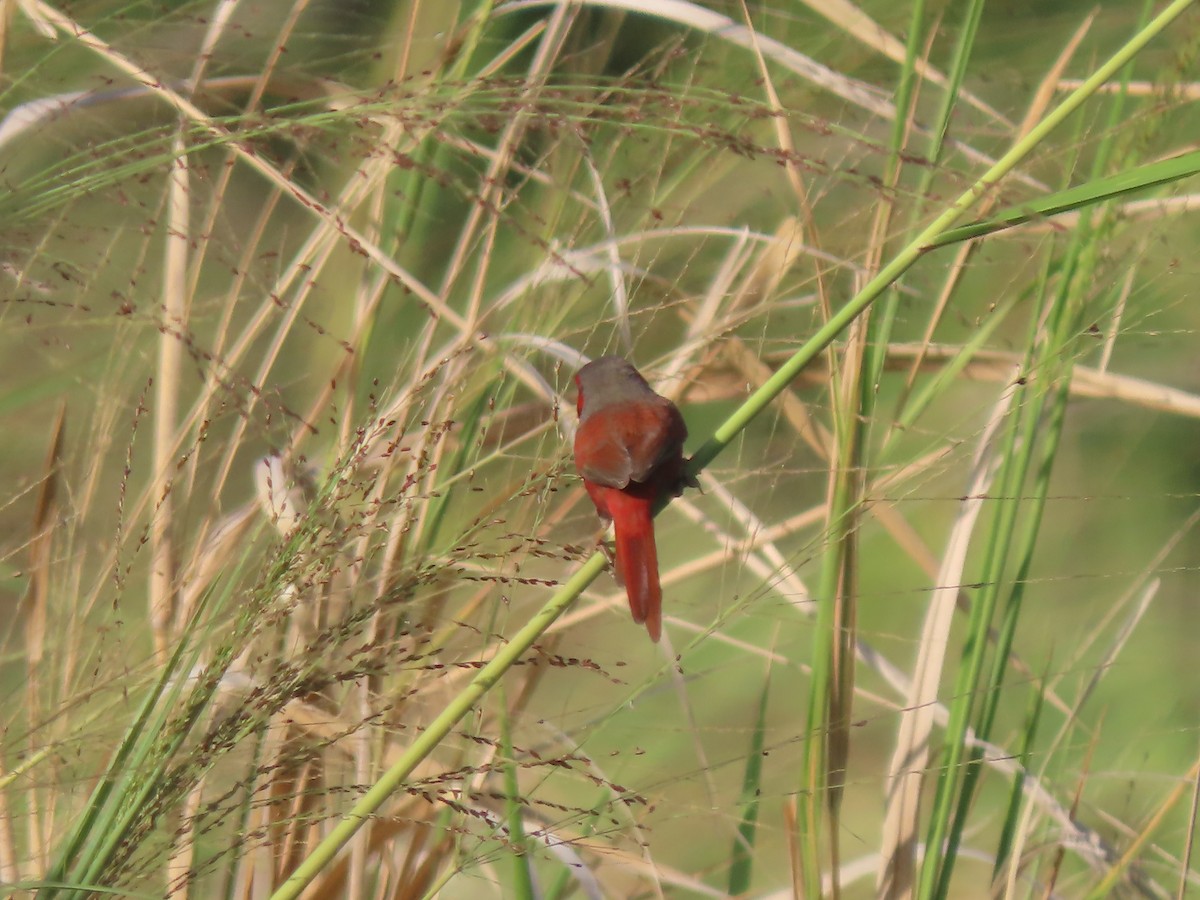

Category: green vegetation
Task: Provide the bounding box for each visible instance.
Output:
[2,1,1199,897]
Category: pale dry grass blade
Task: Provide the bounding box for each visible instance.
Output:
[241,0,312,112]
[657,630,721,812]
[873,491,1176,894]
[1098,246,1138,374]
[182,170,290,472]
[503,0,893,116]
[731,216,812,317]
[515,819,606,900]
[0,761,15,884]
[0,73,339,153]
[439,2,576,313]
[391,0,422,78]
[785,343,1200,420]
[1056,77,1200,98]
[150,132,191,657]
[177,505,256,625]
[736,3,805,204]
[1068,579,1159,717]
[166,778,205,900]
[1015,12,1097,140]
[1092,755,1200,897]
[13,0,52,37]
[185,0,241,90]
[734,3,831,329]
[0,785,14,886]
[491,256,649,319]
[11,402,66,880]
[876,373,1015,900]
[670,224,832,455]
[688,474,816,618]
[867,501,1076,725]
[21,402,64,698]
[495,227,866,327]
[782,796,803,900]
[158,41,229,869]
[585,156,633,350]
[671,225,753,371]
[727,341,830,458]
[1025,354,1200,416]
[0,0,13,76]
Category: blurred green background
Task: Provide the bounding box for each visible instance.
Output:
[2,0,1199,897]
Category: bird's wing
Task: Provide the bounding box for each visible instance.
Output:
[576,401,684,488]
[575,414,635,489]
[624,402,686,483]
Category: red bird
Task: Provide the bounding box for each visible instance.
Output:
[574,356,690,642]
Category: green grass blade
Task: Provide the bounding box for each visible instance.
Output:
[930,149,1200,248]
[499,686,535,899]
[41,623,201,896]
[993,671,1048,881]
[926,0,986,165]
[728,674,771,894]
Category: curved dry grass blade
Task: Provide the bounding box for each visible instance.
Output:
[503,0,892,116]
[876,373,1015,899]
[0,73,339,152]
[584,156,633,350]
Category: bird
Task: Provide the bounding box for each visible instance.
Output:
[573,356,691,642]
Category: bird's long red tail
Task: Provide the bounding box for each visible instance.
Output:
[606,489,662,642]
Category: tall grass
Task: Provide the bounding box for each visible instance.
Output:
[2,1,1200,897]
